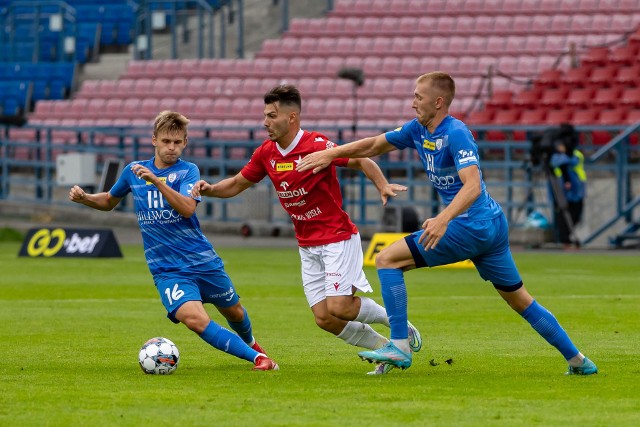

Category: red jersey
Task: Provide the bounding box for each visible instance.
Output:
[241,129,358,246]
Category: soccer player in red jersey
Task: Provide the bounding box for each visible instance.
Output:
[193,84,422,373]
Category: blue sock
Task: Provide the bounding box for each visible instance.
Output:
[199,321,259,363]
[227,307,253,344]
[377,268,408,340]
[520,300,579,360]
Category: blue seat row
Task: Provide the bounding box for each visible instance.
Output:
[0,62,75,114]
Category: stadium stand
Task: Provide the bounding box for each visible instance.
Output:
[10,0,636,135]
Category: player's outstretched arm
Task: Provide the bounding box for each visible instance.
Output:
[192,172,255,199]
[69,185,121,211]
[347,158,407,206]
[297,134,394,174]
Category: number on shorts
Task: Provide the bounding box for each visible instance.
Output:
[165,283,185,305]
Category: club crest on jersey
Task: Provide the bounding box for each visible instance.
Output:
[276,162,294,172]
[436,139,443,150]
[168,173,177,183]
[146,176,167,185]
[423,139,436,150]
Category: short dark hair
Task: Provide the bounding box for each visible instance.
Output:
[264,84,302,112]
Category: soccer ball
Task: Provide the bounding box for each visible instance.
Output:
[138,337,180,375]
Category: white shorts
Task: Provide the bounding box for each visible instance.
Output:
[299,233,373,307]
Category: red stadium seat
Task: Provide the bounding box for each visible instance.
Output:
[473,16,495,34]
[132,79,154,97]
[511,16,531,35]
[486,35,507,55]
[624,109,640,125]
[598,108,628,125]
[539,87,570,108]
[544,35,568,55]
[359,98,383,120]
[492,109,521,125]
[530,15,551,36]
[69,98,90,116]
[569,14,592,34]
[520,35,543,55]
[561,66,593,88]
[466,109,494,125]
[297,36,320,57]
[571,109,599,125]
[340,36,365,56]
[518,109,547,125]
[609,44,640,66]
[566,87,595,108]
[581,47,610,67]
[588,65,619,87]
[485,90,513,110]
[615,65,640,87]
[483,15,510,35]
[544,108,573,125]
[535,68,563,88]
[619,87,640,108]
[592,87,623,108]
[511,88,542,109]
[370,37,393,54]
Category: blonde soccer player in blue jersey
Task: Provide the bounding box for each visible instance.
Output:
[69,110,278,371]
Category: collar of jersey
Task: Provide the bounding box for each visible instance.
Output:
[276,129,304,157]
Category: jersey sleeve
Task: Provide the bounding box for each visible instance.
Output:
[384,120,415,149]
[108,162,134,198]
[448,127,480,171]
[182,163,201,201]
[240,145,267,183]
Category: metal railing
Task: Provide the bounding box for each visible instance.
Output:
[1,122,639,245]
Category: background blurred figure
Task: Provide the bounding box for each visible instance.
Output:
[550,141,587,248]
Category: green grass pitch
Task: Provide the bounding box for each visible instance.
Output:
[1,241,639,426]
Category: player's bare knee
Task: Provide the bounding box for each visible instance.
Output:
[374,248,394,269]
[326,297,357,320]
[313,313,331,330]
[313,315,342,335]
[181,315,209,334]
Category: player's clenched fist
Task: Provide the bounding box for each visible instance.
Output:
[191,180,212,198]
[69,185,86,202]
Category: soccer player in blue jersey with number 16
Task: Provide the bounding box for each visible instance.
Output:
[69,110,278,371]
[297,72,597,376]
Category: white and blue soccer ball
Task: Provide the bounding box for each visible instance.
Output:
[138,337,180,375]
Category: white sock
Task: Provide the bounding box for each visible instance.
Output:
[568,352,585,367]
[392,339,411,354]
[337,321,389,349]
[354,297,390,327]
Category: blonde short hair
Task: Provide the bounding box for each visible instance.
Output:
[153,110,190,137]
[416,72,456,107]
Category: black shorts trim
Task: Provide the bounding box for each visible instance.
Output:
[404,235,428,268]
[493,281,523,292]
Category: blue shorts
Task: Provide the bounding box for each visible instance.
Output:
[404,212,522,290]
[153,269,240,323]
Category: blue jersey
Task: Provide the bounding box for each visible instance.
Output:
[109,157,222,275]
[385,116,502,221]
